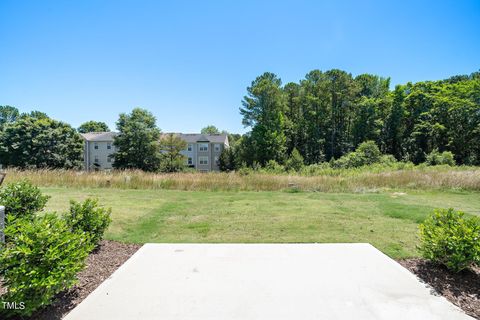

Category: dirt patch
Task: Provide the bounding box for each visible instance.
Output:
[1,240,141,320]
[398,258,480,319]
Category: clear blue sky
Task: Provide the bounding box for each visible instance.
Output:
[1,0,479,133]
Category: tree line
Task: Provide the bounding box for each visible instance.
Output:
[1,69,479,171]
[223,69,480,170]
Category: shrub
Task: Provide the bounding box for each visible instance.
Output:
[418,208,480,272]
[332,141,382,169]
[264,160,285,174]
[65,198,112,247]
[285,148,304,172]
[356,140,382,164]
[0,214,93,317]
[378,154,398,166]
[0,180,50,219]
[425,149,456,166]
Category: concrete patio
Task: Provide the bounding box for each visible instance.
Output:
[64,243,473,320]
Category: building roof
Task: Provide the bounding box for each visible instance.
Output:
[161,133,229,144]
[82,132,229,144]
[80,132,118,142]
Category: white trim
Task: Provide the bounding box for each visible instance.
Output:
[198,143,208,152]
[199,156,208,165]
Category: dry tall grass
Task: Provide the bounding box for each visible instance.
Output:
[3,167,480,192]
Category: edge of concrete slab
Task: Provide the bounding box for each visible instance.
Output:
[64,243,474,320]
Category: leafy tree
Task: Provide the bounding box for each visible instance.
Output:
[78,121,110,133]
[0,116,83,169]
[238,69,479,167]
[23,110,49,119]
[0,105,19,130]
[218,147,237,171]
[285,148,304,172]
[201,125,220,135]
[384,86,406,159]
[159,133,187,172]
[113,108,162,172]
[227,133,241,147]
[240,72,287,165]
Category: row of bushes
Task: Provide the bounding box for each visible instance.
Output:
[235,141,456,175]
[0,181,111,317]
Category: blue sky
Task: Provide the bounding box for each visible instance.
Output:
[1,0,479,133]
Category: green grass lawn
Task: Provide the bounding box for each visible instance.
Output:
[41,187,480,259]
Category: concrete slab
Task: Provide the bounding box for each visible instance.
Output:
[64,243,473,320]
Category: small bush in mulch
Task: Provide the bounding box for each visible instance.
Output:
[399,258,480,319]
[0,214,93,318]
[418,208,480,272]
[0,240,141,320]
[0,180,50,220]
[65,198,112,247]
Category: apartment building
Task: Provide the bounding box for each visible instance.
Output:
[82,132,229,172]
[81,132,118,171]
[176,133,229,172]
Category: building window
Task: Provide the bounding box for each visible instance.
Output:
[187,144,193,151]
[198,143,208,152]
[214,156,219,165]
[199,156,208,165]
[94,142,99,150]
[94,155,99,163]
[107,143,112,150]
[214,144,221,152]
[188,157,193,165]
[107,156,112,163]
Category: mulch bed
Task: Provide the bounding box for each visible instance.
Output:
[398,258,480,319]
[1,240,141,320]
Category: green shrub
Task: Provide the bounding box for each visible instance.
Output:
[332,141,382,169]
[0,180,50,219]
[378,154,398,166]
[418,208,480,272]
[285,148,304,172]
[425,149,456,166]
[263,160,285,174]
[65,198,112,247]
[356,140,382,164]
[0,214,93,317]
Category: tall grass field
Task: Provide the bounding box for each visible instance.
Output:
[4,165,480,192]
[2,167,480,259]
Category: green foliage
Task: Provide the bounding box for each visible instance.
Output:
[425,149,455,166]
[218,147,237,172]
[113,108,162,172]
[240,72,287,165]
[0,180,50,219]
[333,141,382,168]
[200,125,220,135]
[78,120,110,133]
[0,105,19,130]
[238,70,480,168]
[0,214,93,317]
[419,208,480,272]
[0,116,84,169]
[263,159,285,173]
[159,133,187,173]
[285,148,304,172]
[65,198,112,247]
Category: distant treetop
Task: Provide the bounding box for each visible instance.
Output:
[78,121,110,133]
